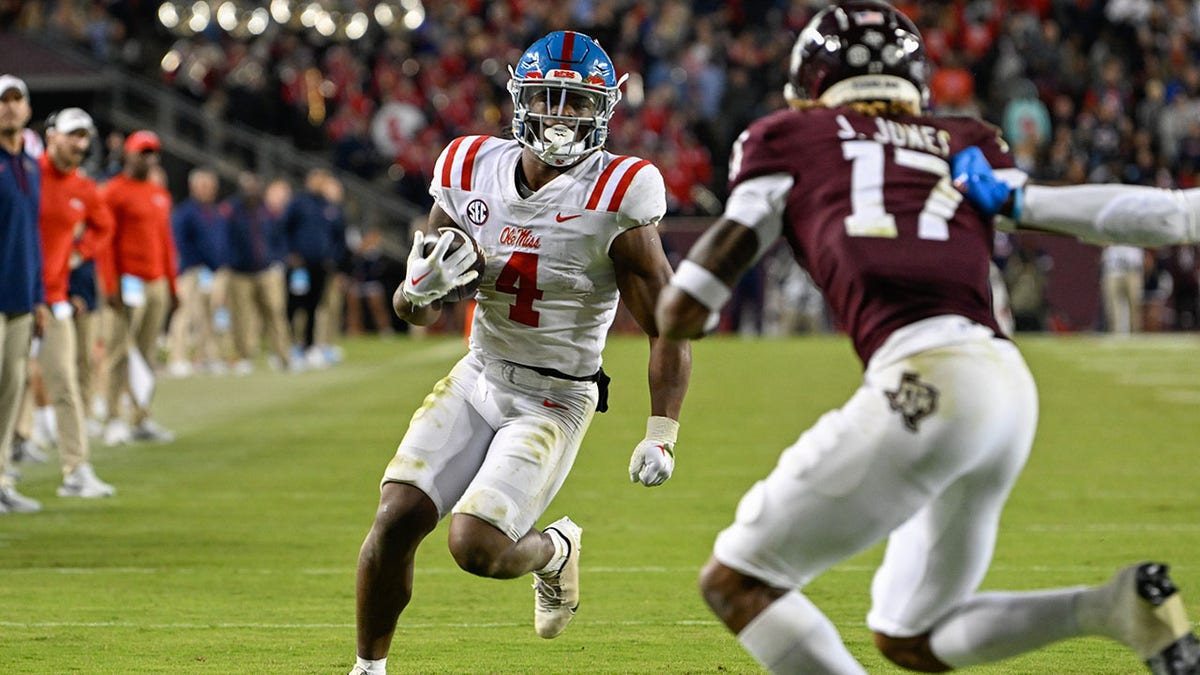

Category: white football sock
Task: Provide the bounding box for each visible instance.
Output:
[354,656,386,674]
[930,587,1086,667]
[536,527,569,577]
[737,590,868,674]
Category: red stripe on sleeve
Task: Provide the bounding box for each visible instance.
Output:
[603,159,650,212]
[440,137,467,188]
[586,156,633,210]
[459,136,489,192]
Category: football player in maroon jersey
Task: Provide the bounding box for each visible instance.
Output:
[658,2,1200,673]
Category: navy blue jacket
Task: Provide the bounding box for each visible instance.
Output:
[224,196,286,273]
[0,144,42,313]
[172,199,229,272]
[282,191,345,266]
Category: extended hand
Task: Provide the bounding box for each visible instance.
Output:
[628,416,679,487]
[951,146,1022,219]
[402,229,480,307]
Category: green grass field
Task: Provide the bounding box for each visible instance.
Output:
[1,333,1198,674]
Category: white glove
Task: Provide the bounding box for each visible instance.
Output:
[628,416,679,487]
[402,229,480,307]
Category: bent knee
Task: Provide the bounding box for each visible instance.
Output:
[873,632,951,673]
[698,558,786,633]
[698,557,741,608]
[373,483,439,543]
[447,513,513,578]
[448,536,501,577]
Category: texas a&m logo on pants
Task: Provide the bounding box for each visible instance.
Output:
[885,371,938,432]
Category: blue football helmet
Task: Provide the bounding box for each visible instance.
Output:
[508,31,626,167]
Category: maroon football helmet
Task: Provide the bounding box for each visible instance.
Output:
[785,0,928,110]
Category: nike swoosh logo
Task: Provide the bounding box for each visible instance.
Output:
[409,270,431,285]
[542,398,568,410]
[555,213,582,222]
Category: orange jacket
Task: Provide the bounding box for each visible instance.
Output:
[38,155,115,305]
[97,173,177,296]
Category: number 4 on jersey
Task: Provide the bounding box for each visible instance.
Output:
[495,251,544,327]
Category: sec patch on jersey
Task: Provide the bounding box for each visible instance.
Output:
[423,226,485,302]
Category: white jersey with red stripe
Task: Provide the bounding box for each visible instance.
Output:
[430,135,666,377]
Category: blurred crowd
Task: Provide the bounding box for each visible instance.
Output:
[4,0,1199,332]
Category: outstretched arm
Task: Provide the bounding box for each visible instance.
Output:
[1015,183,1199,246]
[612,224,691,486]
[953,146,1200,246]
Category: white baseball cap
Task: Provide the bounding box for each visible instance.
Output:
[49,107,95,135]
[0,74,29,99]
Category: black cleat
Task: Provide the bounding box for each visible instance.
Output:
[1135,563,1200,675]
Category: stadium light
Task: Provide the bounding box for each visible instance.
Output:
[345,11,369,40]
[315,10,337,38]
[187,1,210,34]
[299,3,320,28]
[246,7,270,35]
[270,0,290,24]
[374,3,395,27]
[158,2,180,29]
[216,1,238,32]
[156,0,426,41]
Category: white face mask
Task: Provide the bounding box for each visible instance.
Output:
[508,72,624,168]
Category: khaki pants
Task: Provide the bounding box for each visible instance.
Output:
[314,272,346,348]
[107,278,171,425]
[1102,270,1143,334]
[167,267,228,366]
[73,308,97,418]
[229,266,291,363]
[39,314,89,475]
[0,313,34,489]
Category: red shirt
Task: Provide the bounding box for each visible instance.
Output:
[37,154,115,304]
[97,173,177,296]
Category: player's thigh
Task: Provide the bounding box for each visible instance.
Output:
[383,355,495,518]
[712,381,938,591]
[867,341,1038,636]
[453,380,596,541]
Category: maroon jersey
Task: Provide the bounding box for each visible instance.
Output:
[729,106,1011,364]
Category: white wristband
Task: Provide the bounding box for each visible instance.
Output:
[670,260,731,314]
[645,416,679,444]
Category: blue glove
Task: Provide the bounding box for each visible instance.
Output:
[951,146,1023,220]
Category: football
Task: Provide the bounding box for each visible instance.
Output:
[422,226,485,303]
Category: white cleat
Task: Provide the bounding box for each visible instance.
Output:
[132,419,175,443]
[102,419,133,447]
[165,360,194,378]
[1086,562,1200,674]
[57,463,116,498]
[0,485,42,514]
[12,436,49,464]
[533,516,582,639]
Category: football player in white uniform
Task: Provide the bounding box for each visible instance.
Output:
[347,31,690,675]
[658,2,1199,674]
